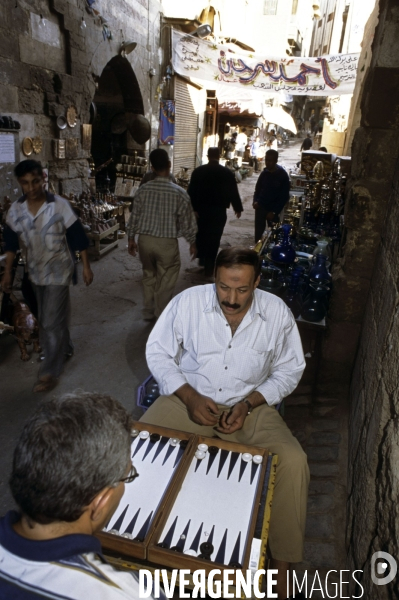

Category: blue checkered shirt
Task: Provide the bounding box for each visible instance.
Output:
[127,177,197,244]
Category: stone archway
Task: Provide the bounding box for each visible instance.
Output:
[91,55,144,191]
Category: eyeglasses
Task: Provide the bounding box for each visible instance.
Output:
[120,464,139,484]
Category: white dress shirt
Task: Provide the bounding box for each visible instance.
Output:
[146,284,305,407]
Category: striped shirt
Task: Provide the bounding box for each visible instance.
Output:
[0,511,164,600]
[127,177,197,244]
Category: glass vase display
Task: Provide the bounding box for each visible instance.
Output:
[271,224,296,264]
[301,284,328,323]
[308,254,331,283]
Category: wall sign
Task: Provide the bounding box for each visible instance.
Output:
[0,133,16,163]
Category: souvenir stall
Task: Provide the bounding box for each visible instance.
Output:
[253,156,348,386]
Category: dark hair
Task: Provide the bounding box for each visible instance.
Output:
[14,160,43,179]
[319,146,328,152]
[9,391,133,524]
[266,149,278,161]
[215,247,261,279]
[149,148,170,171]
[208,147,220,160]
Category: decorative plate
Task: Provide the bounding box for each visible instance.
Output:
[66,105,78,128]
[22,137,33,156]
[56,115,67,130]
[32,136,43,154]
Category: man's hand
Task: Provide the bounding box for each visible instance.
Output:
[1,271,12,293]
[266,211,275,221]
[189,243,197,260]
[185,393,220,426]
[128,239,138,257]
[235,212,242,219]
[252,201,259,210]
[216,402,247,435]
[82,266,94,286]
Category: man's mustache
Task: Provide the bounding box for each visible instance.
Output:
[222,301,240,309]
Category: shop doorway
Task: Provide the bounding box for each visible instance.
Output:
[91,55,144,191]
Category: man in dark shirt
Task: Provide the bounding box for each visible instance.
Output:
[253,149,290,242]
[188,147,243,276]
[300,134,313,152]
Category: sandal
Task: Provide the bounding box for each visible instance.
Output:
[33,376,58,393]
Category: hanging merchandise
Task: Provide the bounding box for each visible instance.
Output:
[159,100,175,145]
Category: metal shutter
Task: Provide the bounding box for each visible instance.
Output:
[174,77,199,175]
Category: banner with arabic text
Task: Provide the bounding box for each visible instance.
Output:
[172,30,359,96]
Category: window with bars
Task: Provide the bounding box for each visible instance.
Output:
[264,0,278,15]
[292,0,298,14]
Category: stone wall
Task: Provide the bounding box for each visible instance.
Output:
[0,0,162,196]
[320,0,399,389]
[338,0,399,595]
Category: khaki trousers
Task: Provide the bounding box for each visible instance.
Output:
[140,394,309,563]
[138,235,180,318]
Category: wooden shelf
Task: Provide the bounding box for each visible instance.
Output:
[87,223,119,260]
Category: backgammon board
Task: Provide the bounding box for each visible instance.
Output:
[97,423,277,576]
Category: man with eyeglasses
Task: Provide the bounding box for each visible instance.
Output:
[0,391,158,600]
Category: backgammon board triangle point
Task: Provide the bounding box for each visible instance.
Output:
[151,436,168,463]
[207,524,215,546]
[162,444,175,466]
[214,528,228,564]
[238,458,248,482]
[189,522,203,551]
[175,519,191,551]
[134,510,153,541]
[217,449,230,478]
[250,462,260,484]
[229,531,241,565]
[123,508,141,535]
[173,445,185,468]
[206,451,218,475]
[227,452,240,480]
[110,504,129,531]
[142,438,158,461]
[132,438,146,458]
[160,515,179,548]
[194,457,203,473]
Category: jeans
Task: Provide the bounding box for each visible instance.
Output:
[32,284,71,379]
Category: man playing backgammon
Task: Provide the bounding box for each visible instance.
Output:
[0,391,162,600]
[142,247,309,600]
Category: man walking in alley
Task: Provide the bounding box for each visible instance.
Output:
[300,134,313,152]
[249,136,261,172]
[1,160,93,393]
[253,149,290,242]
[187,147,243,277]
[127,148,197,321]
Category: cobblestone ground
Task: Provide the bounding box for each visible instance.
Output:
[0,138,348,592]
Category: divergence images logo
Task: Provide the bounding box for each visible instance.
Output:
[371,552,397,586]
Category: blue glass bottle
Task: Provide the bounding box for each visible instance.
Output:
[271,224,296,264]
[308,254,331,283]
[282,271,302,318]
[301,284,327,322]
